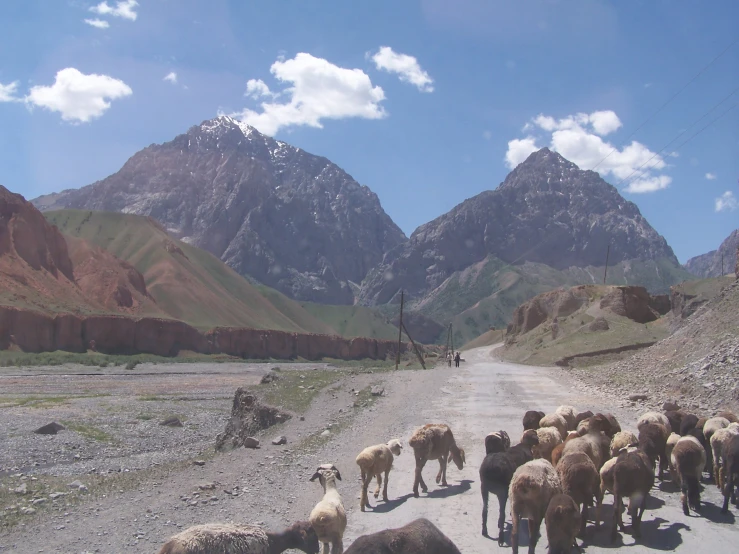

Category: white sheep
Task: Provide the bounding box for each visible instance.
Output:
[610,431,638,459]
[309,464,346,554]
[555,405,578,431]
[508,458,562,554]
[534,426,562,463]
[355,438,402,511]
[539,413,568,443]
[710,425,739,489]
[704,416,731,480]
[666,432,681,482]
[157,521,319,554]
[636,411,670,432]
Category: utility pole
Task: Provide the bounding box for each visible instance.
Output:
[395,290,404,370]
[603,244,611,285]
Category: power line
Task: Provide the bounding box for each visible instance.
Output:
[589,36,739,172]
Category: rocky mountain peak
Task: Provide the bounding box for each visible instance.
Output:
[684,229,739,278]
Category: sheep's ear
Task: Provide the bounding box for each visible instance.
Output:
[310,471,322,482]
[334,469,342,481]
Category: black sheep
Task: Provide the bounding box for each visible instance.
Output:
[343,518,461,554]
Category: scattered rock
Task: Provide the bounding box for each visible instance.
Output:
[13,483,27,495]
[370,386,385,397]
[20,507,36,515]
[193,460,206,466]
[628,394,649,401]
[198,483,216,491]
[243,437,260,449]
[49,492,66,500]
[588,317,610,331]
[31,498,47,505]
[272,435,287,445]
[299,416,305,421]
[321,430,331,437]
[215,389,291,451]
[260,372,280,384]
[160,416,184,428]
[33,422,65,435]
[67,480,84,490]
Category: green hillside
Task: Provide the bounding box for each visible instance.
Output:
[299,302,399,341]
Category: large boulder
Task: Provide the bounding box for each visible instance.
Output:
[215,388,292,451]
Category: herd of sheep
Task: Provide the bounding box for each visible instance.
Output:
[156,405,739,554]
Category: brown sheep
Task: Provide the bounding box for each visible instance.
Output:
[638,422,670,480]
[545,494,581,554]
[409,424,465,497]
[343,518,462,554]
[671,435,706,515]
[540,413,568,442]
[557,452,602,535]
[355,439,402,511]
[610,448,654,542]
[561,413,611,470]
[523,410,546,431]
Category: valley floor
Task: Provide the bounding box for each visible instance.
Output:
[1,348,738,552]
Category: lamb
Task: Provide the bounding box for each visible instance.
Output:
[574,411,593,428]
[480,429,539,544]
[157,521,319,554]
[551,431,579,467]
[355,439,403,511]
[555,405,578,431]
[599,445,639,498]
[309,464,346,554]
[342,518,461,554]
[486,430,511,454]
[717,411,739,423]
[664,410,686,434]
[545,494,581,554]
[509,459,563,554]
[561,413,611,470]
[665,432,681,482]
[610,447,655,542]
[523,410,546,431]
[636,411,670,432]
[638,422,671,479]
[720,433,739,514]
[534,427,562,463]
[679,414,700,436]
[556,452,602,535]
[576,412,620,438]
[710,424,739,489]
[671,435,706,515]
[409,423,465,497]
[610,431,638,458]
[539,413,568,442]
[703,416,731,480]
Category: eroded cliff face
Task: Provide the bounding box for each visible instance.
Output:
[0,306,406,360]
[32,116,407,304]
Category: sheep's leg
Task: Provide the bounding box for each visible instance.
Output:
[511,509,520,554]
[382,468,390,501]
[578,502,588,536]
[330,539,343,554]
[497,492,508,546]
[721,472,732,514]
[373,473,382,499]
[680,475,690,515]
[634,495,647,539]
[481,484,489,536]
[438,457,449,486]
[360,471,371,511]
[527,516,540,554]
[717,465,724,491]
[658,453,666,480]
[611,493,621,543]
[321,541,330,554]
[595,488,603,530]
[413,455,428,496]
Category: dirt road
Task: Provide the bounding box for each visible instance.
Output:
[2,347,739,552]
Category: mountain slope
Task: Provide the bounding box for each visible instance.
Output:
[684,229,738,278]
[34,116,407,304]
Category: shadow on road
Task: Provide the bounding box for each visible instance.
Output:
[426,479,473,499]
[588,516,689,550]
[366,493,413,513]
[698,501,736,524]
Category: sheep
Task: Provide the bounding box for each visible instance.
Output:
[679,413,700,436]
[664,410,685,434]
[671,435,706,515]
[638,422,671,480]
[574,411,593,428]
[636,411,670,432]
[555,405,578,431]
[309,464,346,554]
[720,434,739,514]
[556,452,602,535]
[486,430,511,454]
[409,423,465,497]
[342,518,462,554]
[561,413,611,470]
[355,439,402,511]
[696,416,709,432]
[599,445,639,499]
[545,494,581,554]
[577,413,620,438]
[523,410,546,431]
[157,521,319,554]
[704,416,731,480]
[610,447,655,542]
[551,431,579,467]
[610,431,638,458]
[665,432,681,482]
[480,429,539,544]
[539,413,568,442]
[534,427,562,463]
[710,425,739,489]
[509,459,563,554]
[717,411,739,423]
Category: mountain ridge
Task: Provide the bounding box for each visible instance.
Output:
[684,229,738,278]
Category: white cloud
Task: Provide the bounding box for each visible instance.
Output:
[0,81,21,102]
[245,78,273,99]
[715,191,738,212]
[505,109,671,193]
[232,53,386,136]
[26,68,132,123]
[505,136,539,168]
[163,72,178,84]
[89,0,138,21]
[84,18,110,29]
[705,172,717,180]
[370,46,434,93]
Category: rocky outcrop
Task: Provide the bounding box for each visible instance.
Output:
[359,148,680,306]
[215,389,292,451]
[684,229,739,278]
[32,116,407,304]
[599,286,669,324]
[506,286,592,337]
[0,305,407,360]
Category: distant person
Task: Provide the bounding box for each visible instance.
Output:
[454,351,461,367]
[446,351,453,367]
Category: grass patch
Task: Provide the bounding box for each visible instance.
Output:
[136,413,155,421]
[0,394,110,409]
[62,422,115,443]
[137,394,168,402]
[259,369,345,413]
[0,350,249,368]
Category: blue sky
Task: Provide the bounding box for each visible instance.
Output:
[1,0,737,263]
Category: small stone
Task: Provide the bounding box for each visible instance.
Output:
[321,430,331,437]
[628,394,648,401]
[243,437,260,449]
[67,480,84,490]
[370,386,385,397]
[299,416,305,421]
[78,485,89,493]
[14,483,27,495]
[33,422,65,435]
[160,416,183,428]
[272,436,287,446]
[193,460,206,466]
[198,483,216,491]
[20,507,36,515]
[49,492,66,500]
[32,498,47,505]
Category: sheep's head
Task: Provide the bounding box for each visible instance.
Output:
[309,464,342,488]
[448,447,465,469]
[387,439,403,456]
[286,521,320,554]
[521,429,540,447]
[589,413,610,434]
